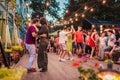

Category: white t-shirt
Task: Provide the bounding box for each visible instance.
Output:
[99,37,107,46]
[116,47,120,52]
[59,30,68,44]
[108,34,116,47]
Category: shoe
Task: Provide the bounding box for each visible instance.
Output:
[98,59,105,61]
[27,68,37,73]
[40,68,47,72]
[66,57,70,60]
[59,59,66,62]
[70,58,74,61]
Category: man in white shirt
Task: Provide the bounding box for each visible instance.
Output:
[107,30,116,47]
[59,27,69,61]
[104,30,116,52]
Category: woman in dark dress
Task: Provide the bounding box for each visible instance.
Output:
[37,17,49,72]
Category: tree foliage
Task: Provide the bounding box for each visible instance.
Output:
[30,0,60,19]
[64,0,120,23]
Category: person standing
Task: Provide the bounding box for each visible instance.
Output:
[66,27,74,60]
[37,17,49,72]
[98,32,107,60]
[25,18,39,72]
[59,27,68,61]
[74,26,84,57]
[89,28,97,59]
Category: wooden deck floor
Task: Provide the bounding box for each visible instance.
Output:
[15,53,120,80]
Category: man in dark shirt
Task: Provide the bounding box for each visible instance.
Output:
[37,17,49,72]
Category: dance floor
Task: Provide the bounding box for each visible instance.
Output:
[15,53,120,80]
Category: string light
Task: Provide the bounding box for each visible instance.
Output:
[46,1,50,6]
[75,13,78,17]
[57,0,107,26]
[25,2,29,7]
[84,5,88,10]
[61,17,64,20]
[50,25,53,28]
[92,25,95,28]
[70,18,72,21]
[102,0,106,4]
[75,18,78,21]
[66,10,69,13]
[71,20,73,23]
[82,14,85,18]
[90,8,94,12]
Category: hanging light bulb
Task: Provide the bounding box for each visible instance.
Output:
[70,18,72,21]
[71,20,73,23]
[25,2,29,7]
[66,10,69,13]
[46,1,50,6]
[90,8,94,12]
[82,14,85,18]
[75,18,78,21]
[102,0,106,4]
[61,17,64,20]
[75,13,78,17]
[84,5,88,10]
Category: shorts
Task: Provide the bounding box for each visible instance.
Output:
[104,46,113,52]
[72,42,77,49]
[59,43,67,50]
[77,42,83,49]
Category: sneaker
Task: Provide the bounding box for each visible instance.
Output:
[59,59,66,62]
[27,68,37,73]
[70,58,74,61]
[66,57,70,60]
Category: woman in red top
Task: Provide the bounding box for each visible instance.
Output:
[89,28,97,58]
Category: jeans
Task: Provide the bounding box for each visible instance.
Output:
[26,44,36,69]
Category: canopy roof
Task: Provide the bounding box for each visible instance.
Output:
[85,18,113,25]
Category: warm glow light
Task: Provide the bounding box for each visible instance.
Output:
[90,8,94,12]
[50,25,54,28]
[100,30,103,33]
[75,13,78,17]
[66,10,69,13]
[92,25,95,28]
[26,2,29,7]
[102,0,106,4]
[100,25,103,28]
[75,18,78,21]
[71,20,73,23]
[62,17,64,20]
[81,14,85,18]
[84,5,88,10]
[70,18,72,21]
[46,2,50,6]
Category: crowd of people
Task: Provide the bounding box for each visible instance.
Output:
[25,17,120,73]
[48,26,120,63]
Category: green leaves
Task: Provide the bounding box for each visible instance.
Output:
[30,0,60,19]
